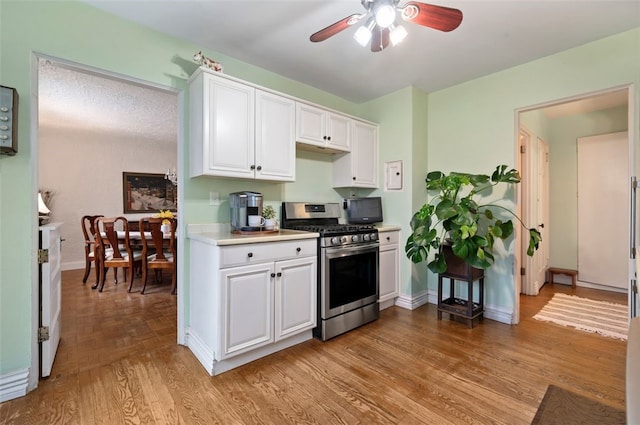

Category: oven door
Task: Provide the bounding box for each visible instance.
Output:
[321,242,379,320]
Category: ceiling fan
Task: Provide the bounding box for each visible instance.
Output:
[310,0,463,52]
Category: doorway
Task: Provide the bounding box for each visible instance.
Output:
[516,85,635,321]
[32,54,183,380]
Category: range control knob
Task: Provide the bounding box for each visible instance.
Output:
[330,236,339,245]
[363,234,370,241]
[370,233,378,241]
[351,235,359,243]
[340,236,348,244]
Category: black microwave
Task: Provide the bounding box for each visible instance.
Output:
[346,197,383,224]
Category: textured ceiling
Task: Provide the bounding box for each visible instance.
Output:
[38,59,178,145]
[84,0,640,103]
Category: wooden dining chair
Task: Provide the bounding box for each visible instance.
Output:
[94,216,143,292]
[138,217,177,295]
[81,214,103,284]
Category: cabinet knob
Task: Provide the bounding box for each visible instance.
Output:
[271,273,276,278]
[277,272,282,277]
[352,176,356,180]
[296,247,301,252]
[247,252,253,258]
[386,237,390,241]
[250,165,256,170]
[323,136,327,140]
[256,165,262,171]
[327,136,331,141]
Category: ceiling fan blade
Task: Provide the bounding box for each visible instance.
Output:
[401,2,463,32]
[371,27,390,52]
[310,14,364,42]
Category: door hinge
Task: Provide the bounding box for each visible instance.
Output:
[38,326,50,342]
[520,145,526,154]
[38,249,49,264]
[520,267,526,276]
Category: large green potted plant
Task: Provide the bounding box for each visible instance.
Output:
[405,165,542,273]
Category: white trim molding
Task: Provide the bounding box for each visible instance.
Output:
[395,289,432,310]
[0,369,29,403]
[484,303,514,325]
[395,290,514,325]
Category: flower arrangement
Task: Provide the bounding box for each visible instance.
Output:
[156,209,175,226]
[262,205,276,220]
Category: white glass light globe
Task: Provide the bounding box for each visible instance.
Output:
[375,4,396,28]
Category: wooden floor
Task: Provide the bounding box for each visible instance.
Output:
[0,270,628,424]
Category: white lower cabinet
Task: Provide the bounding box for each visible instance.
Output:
[378,230,400,307]
[221,263,274,358]
[189,237,317,375]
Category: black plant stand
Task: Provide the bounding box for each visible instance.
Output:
[437,246,484,328]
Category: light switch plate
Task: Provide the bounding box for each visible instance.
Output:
[209,191,220,206]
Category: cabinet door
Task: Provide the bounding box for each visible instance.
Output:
[204,74,255,178]
[274,256,317,341]
[379,244,399,303]
[296,102,326,147]
[220,262,274,358]
[326,112,351,152]
[255,90,295,181]
[351,120,378,187]
[332,120,379,188]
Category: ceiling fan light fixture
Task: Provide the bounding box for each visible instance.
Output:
[390,24,408,46]
[354,16,376,47]
[354,25,373,46]
[374,4,396,28]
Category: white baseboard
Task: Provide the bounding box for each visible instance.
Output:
[394,290,514,324]
[484,303,513,324]
[395,289,432,310]
[185,327,215,375]
[0,369,29,403]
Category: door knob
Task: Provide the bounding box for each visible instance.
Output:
[539,223,545,228]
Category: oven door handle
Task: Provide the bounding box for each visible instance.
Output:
[324,242,379,255]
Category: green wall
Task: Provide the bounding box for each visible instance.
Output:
[427,29,640,314]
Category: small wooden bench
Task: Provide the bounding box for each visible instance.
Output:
[547,267,578,289]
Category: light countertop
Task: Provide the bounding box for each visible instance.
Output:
[376,224,402,232]
[187,224,319,246]
[187,223,401,246]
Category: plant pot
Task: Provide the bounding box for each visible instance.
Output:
[264,218,276,230]
[441,244,484,280]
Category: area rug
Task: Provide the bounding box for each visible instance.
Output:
[533,293,627,340]
[531,384,625,425]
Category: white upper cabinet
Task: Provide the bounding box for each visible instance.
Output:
[332,120,379,188]
[296,102,351,153]
[255,90,296,181]
[189,70,295,181]
[190,71,255,179]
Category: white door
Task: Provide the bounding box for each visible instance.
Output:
[40,222,62,377]
[578,132,628,289]
[521,130,549,295]
[532,138,550,291]
[274,256,317,341]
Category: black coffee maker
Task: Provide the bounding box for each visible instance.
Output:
[229,191,264,232]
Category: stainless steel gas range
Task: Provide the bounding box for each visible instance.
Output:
[282,202,379,340]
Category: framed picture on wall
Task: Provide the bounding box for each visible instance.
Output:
[122,172,177,213]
